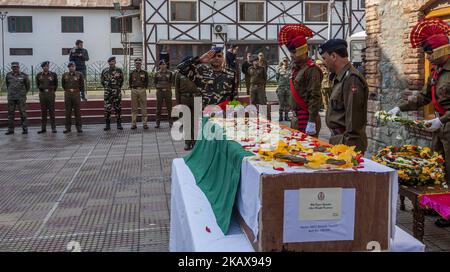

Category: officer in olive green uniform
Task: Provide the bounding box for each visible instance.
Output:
[101,56,124,131]
[319,39,368,153]
[154,60,173,128]
[36,61,58,133]
[174,64,200,150]
[5,62,30,135]
[248,54,267,105]
[276,57,291,121]
[62,62,84,133]
[129,58,149,129]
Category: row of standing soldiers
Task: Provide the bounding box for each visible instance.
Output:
[4,58,177,134]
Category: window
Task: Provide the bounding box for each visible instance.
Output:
[170,0,197,22]
[61,16,83,33]
[304,2,328,22]
[360,0,366,9]
[8,16,32,33]
[10,48,33,56]
[112,48,134,55]
[62,48,71,55]
[111,17,133,33]
[239,1,265,22]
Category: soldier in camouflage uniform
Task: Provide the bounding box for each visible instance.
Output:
[154,60,173,128]
[276,57,290,121]
[5,62,30,135]
[174,61,201,150]
[62,62,84,133]
[177,47,236,108]
[129,58,149,129]
[36,61,58,134]
[101,57,124,131]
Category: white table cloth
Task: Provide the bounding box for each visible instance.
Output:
[170,158,424,252]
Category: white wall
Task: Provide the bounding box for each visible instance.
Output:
[1,8,142,71]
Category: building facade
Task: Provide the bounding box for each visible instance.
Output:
[364,0,450,155]
[0,0,142,77]
[144,0,366,73]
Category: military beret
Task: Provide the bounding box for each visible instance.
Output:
[108,56,116,62]
[76,40,83,45]
[250,54,259,62]
[134,58,142,63]
[159,59,167,65]
[212,47,223,54]
[67,61,76,67]
[319,39,348,55]
[41,61,50,68]
[11,62,19,67]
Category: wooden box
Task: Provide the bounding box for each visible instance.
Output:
[239,171,392,251]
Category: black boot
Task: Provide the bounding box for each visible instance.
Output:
[285,112,289,121]
[155,121,160,128]
[5,130,14,135]
[37,128,46,134]
[104,120,111,131]
[117,120,123,130]
[279,111,284,122]
[22,128,28,134]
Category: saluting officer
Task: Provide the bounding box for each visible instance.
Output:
[62,62,84,133]
[101,56,124,131]
[36,61,58,133]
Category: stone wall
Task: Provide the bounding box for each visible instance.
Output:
[364,0,449,155]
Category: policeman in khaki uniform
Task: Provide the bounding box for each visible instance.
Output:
[388,19,450,227]
[174,58,201,150]
[316,59,332,113]
[101,57,124,131]
[248,54,267,105]
[62,62,84,133]
[36,61,58,133]
[319,39,368,153]
[154,60,173,128]
[278,24,322,136]
[5,62,30,135]
[129,58,149,129]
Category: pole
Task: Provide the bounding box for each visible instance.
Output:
[328,1,334,40]
[1,12,7,80]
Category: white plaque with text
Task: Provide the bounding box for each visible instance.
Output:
[283,188,356,243]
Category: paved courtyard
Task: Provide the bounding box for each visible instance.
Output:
[0,114,449,251]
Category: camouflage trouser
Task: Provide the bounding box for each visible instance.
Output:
[7,98,27,131]
[104,88,122,122]
[432,122,450,183]
[64,90,82,130]
[277,86,290,112]
[179,97,195,146]
[39,91,56,130]
[156,88,172,124]
[250,85,267,105]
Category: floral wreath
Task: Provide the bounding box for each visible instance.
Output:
[372,145,446,186]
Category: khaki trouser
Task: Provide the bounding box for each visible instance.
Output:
[245,76,251,95]
[39,91,56,130]
[156,88,172,124]
[321,87,331,112]
[131,87,148,126]
[432,121,450,183]
[64,90,82,130]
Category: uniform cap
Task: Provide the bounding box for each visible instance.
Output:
[108,56,116,62]
[134,58,142,63]
[41,61,50,68]
[67,61,76,67]
[11,62,19,67]
[318,39,348,55]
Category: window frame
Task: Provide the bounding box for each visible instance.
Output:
[169,0,198,23]
[7,16,33,33]
[238,0,266,23]
[61,16,84,33]
[10,48,33,56]
[111,16,133,33]
[304,1,329,23]
[112,48,134,55]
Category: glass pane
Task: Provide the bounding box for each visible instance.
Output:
[305,3,328,22]
[171,2,196,21]
[240,2,264,21]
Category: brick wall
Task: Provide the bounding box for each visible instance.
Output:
[364,0,448,155]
